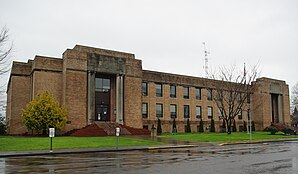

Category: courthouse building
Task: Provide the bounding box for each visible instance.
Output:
[6,45,291,134]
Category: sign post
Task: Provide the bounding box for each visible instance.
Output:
[115,127,120,150]
[49,128,55,153]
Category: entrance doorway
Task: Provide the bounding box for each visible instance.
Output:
[95,77,110,121]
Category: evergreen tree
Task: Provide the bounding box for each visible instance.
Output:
[199,119,204,132]
[243,121,247,132]
[157,118,162,135]
[172,118,177,134]
[210,118,215,132]
[22,91,67,134]
[252,121,256,131]
[185,118,191,133]
[232,119,237,132]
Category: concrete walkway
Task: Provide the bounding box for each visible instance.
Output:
[0,144,198,158]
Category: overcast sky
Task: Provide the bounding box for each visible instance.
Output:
[1,0,298,93]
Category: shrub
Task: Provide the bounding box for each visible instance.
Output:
[0,117,6,135]
[157,118,162,135]
[185,118,191,133]
[199,119,204,132]
[243,121,247,132]
[252,121,256,131]
[232,119,237,132]
[172,118,177,134]
[22,91,67,134]
[210,118,215,132]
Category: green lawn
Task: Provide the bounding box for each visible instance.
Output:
[0,136,164,151]
[159,131,297,142]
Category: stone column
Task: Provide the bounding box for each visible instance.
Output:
[87,71,95,125]
[116,74,124,124]
[278,94,283,123]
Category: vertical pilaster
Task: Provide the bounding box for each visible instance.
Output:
[116,74,124,124]
[88,71,95,125]
[278,94,283,123]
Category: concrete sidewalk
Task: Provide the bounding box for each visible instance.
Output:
[0,144,198,158]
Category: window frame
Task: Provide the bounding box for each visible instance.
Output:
[156,83,163,97]
[208,106,213,119]
[195,87,201,100]
[184,105,190,118]
[156,103,163,117]
[170,85,176,98]
[196,106,201,119]
[207,89,212,101]
[183,86,189,99]
[142,103,148,118]
[142,81,148,96]
[170,104,177,118]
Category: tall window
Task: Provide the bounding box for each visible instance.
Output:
[142,103,148,118]
[142,81,148,96]
[184,105,189,118]
[247,109,250,120]
[196,106,201,118]
[208,106,213,119]
[170,104,177,118]
[247,94,251,104]
[156,103,163,117]
[237,93,242,103]
[207,89,212,101]
[196,88,201,100]
[95,78,110,92]
[183,86,189,99]
[218,108,223,119]
[156,83,162,97]
[238,109,242,120]
[170,85,176,98]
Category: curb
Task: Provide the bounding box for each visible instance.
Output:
[0,145,198,158]
[219,138,298,146]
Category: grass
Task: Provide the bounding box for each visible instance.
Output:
[159,131,297,142]
[0,136,164,151]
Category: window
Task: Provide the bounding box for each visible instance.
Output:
[142,103,148,118]
[142,81,148,96]
[218,91,223,101]
[184,105,189,118]
[207,89,212,101]
[237,93,242,103]
[247,94,250,103]
[238,109,242,120]
[229,91,233,102]
[196,106,201,118]
[156,103,163,117]
[95,78,110,92]
[170,104,177,118]
[247,109,250,120]
[208,106,213,119]
[156,83,162,97]
[183,86,189,99]
[170,85,176,98]
[195,88,201,100]
[218,108,223,119]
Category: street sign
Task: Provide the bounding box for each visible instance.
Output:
[49,128,55,137]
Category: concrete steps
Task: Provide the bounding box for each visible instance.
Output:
[69,122,150,137]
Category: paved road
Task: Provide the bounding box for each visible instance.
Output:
[1,141,298,174]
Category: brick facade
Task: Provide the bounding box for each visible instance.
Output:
[6,45,291,134]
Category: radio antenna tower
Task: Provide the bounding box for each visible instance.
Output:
[202,42,210,77]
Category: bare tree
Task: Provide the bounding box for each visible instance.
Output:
[292,81,298,111]
[0,26,12,76]
[205,64,258,134]
[0,26,12,120]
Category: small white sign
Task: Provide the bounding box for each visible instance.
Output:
[116,127,120,137]
[49,128,55,137]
